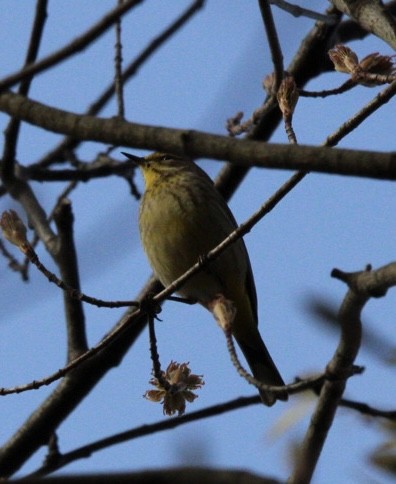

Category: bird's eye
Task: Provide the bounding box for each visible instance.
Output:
[161,155,173,161]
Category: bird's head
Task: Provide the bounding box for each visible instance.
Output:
[122,152,197,188]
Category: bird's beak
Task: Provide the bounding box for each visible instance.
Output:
[121,152,144,166]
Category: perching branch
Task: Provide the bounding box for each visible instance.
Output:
[0,165,330,396]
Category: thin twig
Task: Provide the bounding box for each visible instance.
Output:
[258,0,284,92]
[114,0,125,119]
[21,180,79,278]
[23,395,271,476]
[269,0,339,24]
[222,324,292,397]
[2,0,48,181]
[299,79,356,97]
[21,241,139,309]
[19,158,137,182]
[340,398,396,419]
[226,98,276,137]
[147,313,170,391]
[325,80,396,147]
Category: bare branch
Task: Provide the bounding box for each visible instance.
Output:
[340,397,396,419]
[20,180,79,280]
[290,262,396,483]
[17,156,138,182]
[299,79,356,97]
[1,90,396,181]
[113,0,125,120]
[53,200,88,360]
[21,237,140,309]
[0,239,28,279]
[334,1,396,45]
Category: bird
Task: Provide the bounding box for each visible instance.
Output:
[123,151,287,405]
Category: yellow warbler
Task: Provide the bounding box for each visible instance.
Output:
[123,152,287,405]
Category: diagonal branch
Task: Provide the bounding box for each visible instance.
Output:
[2,0,48,180]
[258,0,284,91]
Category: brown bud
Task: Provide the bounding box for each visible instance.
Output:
[263,72,275,94]
[328,45,359,74]
[277,75,299,120]
[263,71,291,95]
[0,210,28,250]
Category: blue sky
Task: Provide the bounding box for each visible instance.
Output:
[0,1,395,482]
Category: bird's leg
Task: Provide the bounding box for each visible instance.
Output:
[167,295,197,305]
[139,293,162,321]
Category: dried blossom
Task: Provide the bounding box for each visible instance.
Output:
[360,52,395,75]
[144,361,204,416]
[358,52,396,86]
